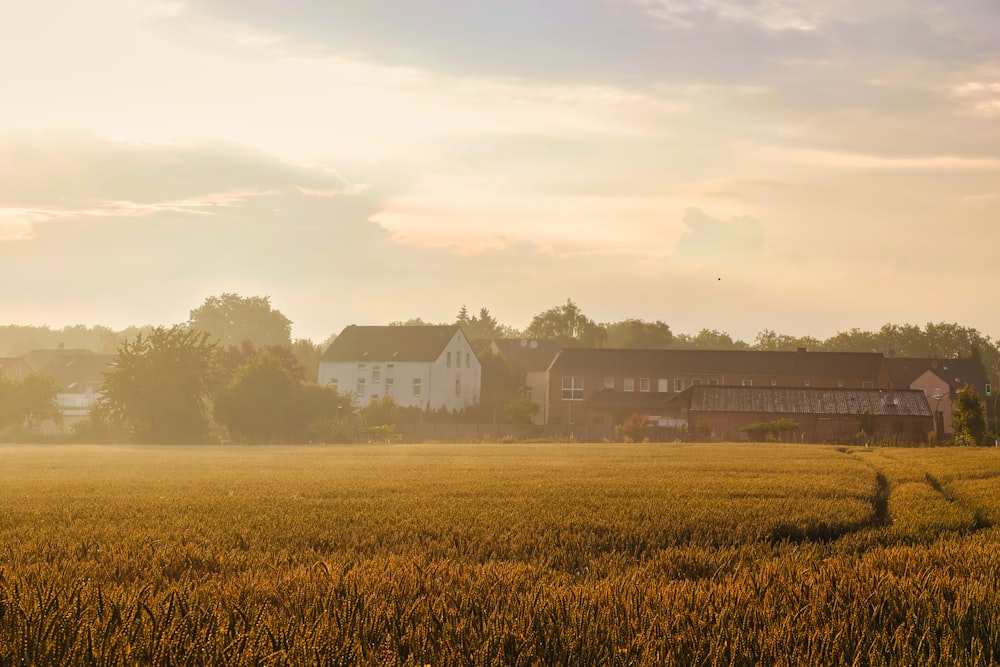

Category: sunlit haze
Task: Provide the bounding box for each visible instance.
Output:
[3,0,999,342]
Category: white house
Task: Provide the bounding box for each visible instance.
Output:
[319,325,481,411]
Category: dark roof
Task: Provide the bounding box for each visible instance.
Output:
[321,325,462,362]
[549,348,884,378]
[490,339,561,372]
[686,386,931,417]
[36,353,114,392]
[886,357,989,394]
[21,348,97,373]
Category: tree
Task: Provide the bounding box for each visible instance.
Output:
[501,397,539,426]
[753,329,821,351]
[188,293,292,348]
[617,413,651,442]
[214,349,303,442]
[98,326,219,443]
[0,374,60,431]
[359,396,401,442]
[15,375,61,429]
[672,329,749,350]
[456,306,518,341]
[604,319,673,349]
[952,384,988,446]
[525,299,606,347]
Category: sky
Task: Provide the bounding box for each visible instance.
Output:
[2,0,999,344]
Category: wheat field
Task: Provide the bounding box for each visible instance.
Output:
[1,442,998,665]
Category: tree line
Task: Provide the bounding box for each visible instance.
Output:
[6,296,997,376]
[3,293,998,444]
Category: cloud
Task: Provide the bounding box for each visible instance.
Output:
[0,131,375,241]
[672,207,765,262]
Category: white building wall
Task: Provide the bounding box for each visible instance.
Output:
[318,330,481,412]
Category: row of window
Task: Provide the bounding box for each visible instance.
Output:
[330,377,422,398]
[563,376,875,400]
[328,376,465,400]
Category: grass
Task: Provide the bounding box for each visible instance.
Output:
[0,442,999,665]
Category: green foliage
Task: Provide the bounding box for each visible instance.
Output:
[753,329,822,351]
[98,326,220,443]
[214,348,303,442]
[740,418,800,442]
[456,305,517,340]
[188,292,292,348]
[478,348,525,410]
[359,396,401,442]
[952,384,988,445]
[525,299,606,347]
[604,319,673,349]
[672,328,750,350]
[0,374,60,431]
[501,396,539,426]
[616,412,651,442]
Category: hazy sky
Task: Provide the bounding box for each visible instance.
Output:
[2,0,999,343]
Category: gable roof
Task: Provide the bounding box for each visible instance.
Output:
[321,325,463,363]
[36,353,115,392]
[684,386,931,417]
[21,348,97,373]
[549,348,885,379]
[490,338,561,372]
[886,357,989,395]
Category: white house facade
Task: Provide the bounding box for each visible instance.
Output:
[319,325,481,411]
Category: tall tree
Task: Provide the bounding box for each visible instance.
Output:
[952,384,989,446]
[525,299,606,348]
[0,374,60,430]
[457,306,517,341]
[98,326,219,443]
[214,349,303,443]
[188,293,292,348]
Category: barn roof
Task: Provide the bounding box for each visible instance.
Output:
[686,386,931,417]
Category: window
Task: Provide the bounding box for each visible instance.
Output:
[603,376,615,389]
[742,379,753,387]
[639,378,650,392]
[386,363,394,374]
[357,363,366,372]
[328,379,338,391]
[709,379,719,386]
[446,352,452,367]
[466,353,471,368]
[413,378,422,396]
[624,378,635,392]
[658,379,669,392]
[384,378,394,396]
[372,366,381,383]
[356,378,366,395]
[863,381,874,389]
[455,376,462,397]
[674,378,685,392]
[562,376,583,401]
[693,379,703,385]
